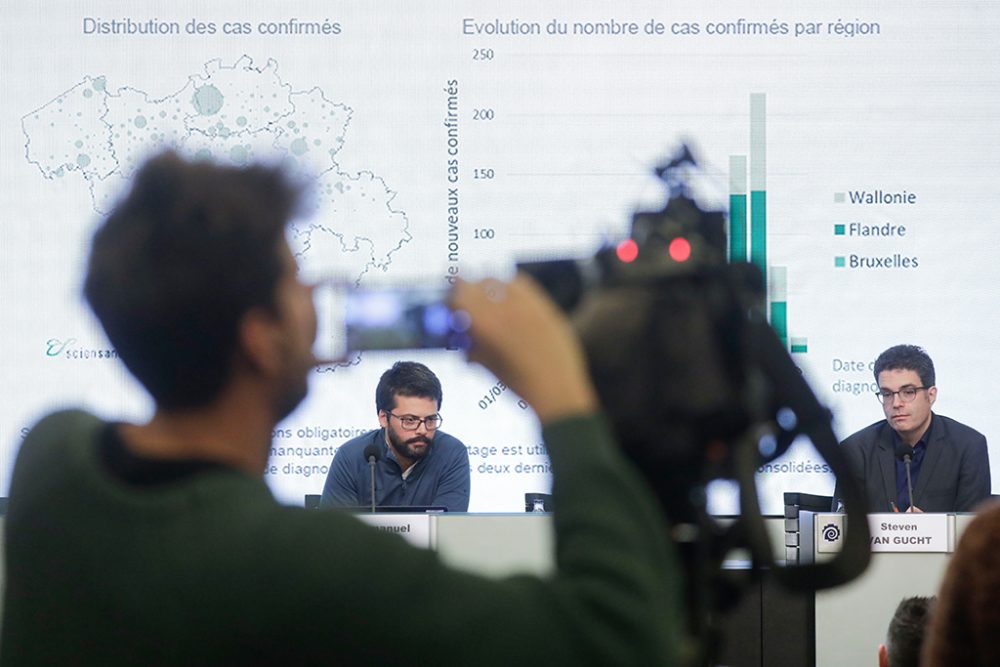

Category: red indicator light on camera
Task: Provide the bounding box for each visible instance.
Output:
[616,239,639,263]
[668,237,692,262]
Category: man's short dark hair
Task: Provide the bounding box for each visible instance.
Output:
[886,595,935,667]
[873,345,936,387]
[375,361,443,413]
[84,151,302,409]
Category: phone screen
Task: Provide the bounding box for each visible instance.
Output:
[312,285,469,361]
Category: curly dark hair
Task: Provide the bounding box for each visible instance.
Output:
[873,345,936,387]
[84,151,302,409]
[375,361,443,413]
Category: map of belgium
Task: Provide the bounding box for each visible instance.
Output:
[21,55,410,282]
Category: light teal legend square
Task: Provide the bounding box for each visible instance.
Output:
[834,224,845,235]
[834,192,846,203]
[835,256,846,268]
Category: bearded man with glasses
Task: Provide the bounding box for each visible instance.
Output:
[322,361,471,511]
[834,344,990,513]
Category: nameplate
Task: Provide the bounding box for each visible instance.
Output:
[812,512,951,554]
[357,513,435,549]
[867,513,949,552]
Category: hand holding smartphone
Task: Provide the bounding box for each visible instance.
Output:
[311,283,472,362]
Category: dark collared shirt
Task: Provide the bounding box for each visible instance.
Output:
[893,415,932,511]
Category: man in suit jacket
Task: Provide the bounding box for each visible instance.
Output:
[835,345,991,513]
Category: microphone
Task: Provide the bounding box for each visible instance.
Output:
[363,443,381,513]
[895,442,915,512]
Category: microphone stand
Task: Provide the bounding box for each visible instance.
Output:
[368,455,377,514]
[903,453,914,512]
[894,442,916,512]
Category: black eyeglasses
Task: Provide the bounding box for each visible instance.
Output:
[386,412,443,431]
[875,386,928,404]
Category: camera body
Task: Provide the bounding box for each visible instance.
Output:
[519,150,764,523]
[519,148,872,662]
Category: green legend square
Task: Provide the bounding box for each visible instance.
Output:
[835,256,846,268]
[834,192,846,203]
[834,224,845,235]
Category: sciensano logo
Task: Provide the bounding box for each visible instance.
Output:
[45,337,118,360]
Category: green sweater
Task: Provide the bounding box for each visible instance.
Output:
[1,410,681,666]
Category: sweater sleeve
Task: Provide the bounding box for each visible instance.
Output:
[429,436,471,512]
[320,443,361,507]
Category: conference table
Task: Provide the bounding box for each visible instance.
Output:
[356,510,974,667]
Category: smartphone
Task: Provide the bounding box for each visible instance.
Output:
[312,284,471,361]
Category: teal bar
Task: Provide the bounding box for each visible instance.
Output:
[770,300,788,348]
[790,337,808,354]
[750,190,767,282]
[729,194,747,262]
[729,155,747,263]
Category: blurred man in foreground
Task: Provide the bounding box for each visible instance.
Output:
[1,152,681,666]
